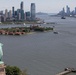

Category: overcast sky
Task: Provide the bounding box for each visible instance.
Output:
[0,0,76,13]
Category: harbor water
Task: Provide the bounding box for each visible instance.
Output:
[0,15,76,75]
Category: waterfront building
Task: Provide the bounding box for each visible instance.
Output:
[0,11,3,16]
[66,5,70,16]
[18,13,21,20]
[61,7,65,18]
[14,11,17,20]
[12,7,15,18]
[15,11,17,17]
[17,9,21,20]
[20,9,24,20]
[20,1,24,21]
[71,10,75,16]
[0,10,5,22]
[8,10,12,20]
[5,9,8,21]
[20,1,24,10]
[31,3,36,21]
[26,12,31,20]
[0,15,5,22]
[75,7,76,15]
[24,12,26,20]
[0,15,1,22]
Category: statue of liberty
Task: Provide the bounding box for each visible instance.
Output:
[0,43,5,75]
[0,43,4,64]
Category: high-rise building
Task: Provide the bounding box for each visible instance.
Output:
[8,10,12,20]
[71,10,74,16]
[20,1,23,10]
[0,15,1,22]
[0,11,3,15]
[24,12,26,20]
[5,9,8,21]
[18,13,21,20]
[17,9,21,20]
[26,12,30,20]
[0,15,5,22]
[12,7,15,18]
[66,5,70,16]
[75,7,76,15]
[14,11,17,20]
[21,10,24,20]
[20,1,24,20]
[31,3,36,21]
[15,11,17,17]
[61,7,65,17]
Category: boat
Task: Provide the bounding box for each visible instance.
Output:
[61,17,66,19]
[53,31,58,34]
[23,23,26,26]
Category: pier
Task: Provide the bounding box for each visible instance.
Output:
[56,68,76,75]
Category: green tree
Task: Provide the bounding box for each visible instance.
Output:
[5,66,13,75]
[5,66,21,75]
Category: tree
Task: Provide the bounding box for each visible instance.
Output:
[5,66,21,75]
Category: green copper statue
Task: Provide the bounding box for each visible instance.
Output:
[0,43,4,64]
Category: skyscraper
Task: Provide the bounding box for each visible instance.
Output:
[24,12,26,20]
[20,1,23,10]
[61,7,65,18]
[31,3,36,21]
[0,11,3,15]
[66,5,70,16]
[20,1,24,20]
[8,10,12,19]
[5,9,8,21]
[17,9,21,20]
[20,9,24,20]
[26,12,31,20]
[12,7,15,18]
[75,7,76,15]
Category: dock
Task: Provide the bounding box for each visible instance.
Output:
[56,68,76,75]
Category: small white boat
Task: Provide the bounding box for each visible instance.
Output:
[23,23,26,26]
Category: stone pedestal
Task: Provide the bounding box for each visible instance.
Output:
[0,64,6,75]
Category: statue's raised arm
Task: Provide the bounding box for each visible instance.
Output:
[0,43,4,64]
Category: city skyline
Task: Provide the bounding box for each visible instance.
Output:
[0,2,36,22]
[0,0,76,13]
